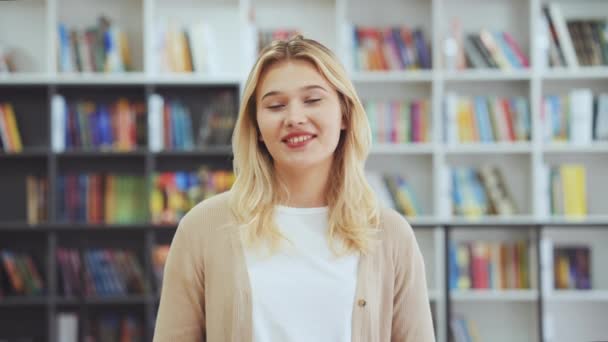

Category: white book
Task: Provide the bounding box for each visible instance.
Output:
[56,312,78,342]
[548,3,579,68]
[595,93,608,140]
[365,171,394,210]
[444,92,459,145]
[148,94,164,152]
[440,167,453,219]
[51,95,66,152]
[491,97,510,141]
[536,163,550,219]
[189,22,219,75]
[569,88,593,144]
[540,238,554,295]
[542,97,553,142]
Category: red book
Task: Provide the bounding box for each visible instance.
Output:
[501,99,517,141]
[503,32,529,67]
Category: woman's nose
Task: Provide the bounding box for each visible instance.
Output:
[284,104,307,126]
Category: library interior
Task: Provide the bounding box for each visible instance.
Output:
[0,0,607,341]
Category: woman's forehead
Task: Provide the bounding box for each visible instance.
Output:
[257,60,332,96]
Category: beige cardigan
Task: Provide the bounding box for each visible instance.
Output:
[153,191,436,342]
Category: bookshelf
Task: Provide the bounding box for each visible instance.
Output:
[1,0,608,341]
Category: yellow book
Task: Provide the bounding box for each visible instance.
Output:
[179,30,193,72]
[3,104,22,152]
[26,176,37,224]
[561,165,587,217]
[457,99,471,142]
[119,30,132,71]
[573,166,587,216]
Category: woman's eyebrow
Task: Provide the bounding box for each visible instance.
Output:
[261,85,328,101]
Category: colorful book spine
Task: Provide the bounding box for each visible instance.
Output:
[363,99,431,144]
[449,240,531,290]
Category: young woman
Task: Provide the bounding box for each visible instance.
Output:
[154,35,435,342]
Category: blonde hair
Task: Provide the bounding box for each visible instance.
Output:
[229,35,380,255]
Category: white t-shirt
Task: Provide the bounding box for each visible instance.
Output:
[243,205,360,342]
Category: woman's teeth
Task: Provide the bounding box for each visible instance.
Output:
[287,135,313,144]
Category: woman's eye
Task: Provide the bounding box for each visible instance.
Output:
[267,104,285,110]
[305,98,321,104]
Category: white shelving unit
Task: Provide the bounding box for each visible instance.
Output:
[451,289,539,302]
[1,0,608,341]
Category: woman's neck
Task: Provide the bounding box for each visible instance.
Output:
[275,163,331,208]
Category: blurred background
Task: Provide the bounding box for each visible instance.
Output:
[0,0,607,341]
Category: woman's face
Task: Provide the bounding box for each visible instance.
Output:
[255,59,344,174]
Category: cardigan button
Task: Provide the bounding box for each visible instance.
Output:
[358,299,366,307]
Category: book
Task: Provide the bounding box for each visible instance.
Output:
[0,250,45,296]
[451,166,516,217]
[0,103,23,153]
[353,25,431,71]
[365,172,423,216]
[554,246,591,290]
[57,173,147,224]
[58,16,132,73]
[150,168,235,224]
[444,94,530,144]
[549,164,587,217]
[364,99,431,144]
[449,240,530,290]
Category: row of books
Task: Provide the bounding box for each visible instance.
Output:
[58,248,147,297]
[351,26,431,71]
[549,164,587,217]
[56,174,148,224]
[154,20,219,74]
[449,240,531,290]
[542,4,608,68]
[554,246,591,290]
[152,245,169,291]
[57,16,133,73]
[0,102,23,153]
[451,166,517,218]
[0,250,45,297]
[465,30,528,70]
[51,95,146,152]
[445,94,531,144]
[542,90,608,143]
[451,315,481,342]
[150,168,235,224]
[148,91,237,151]
[444,19,529,71]
[363,99,431,144]
[366,172,422,217]
[57,312,142,342]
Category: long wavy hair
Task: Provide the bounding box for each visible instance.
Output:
[229,35,380,255]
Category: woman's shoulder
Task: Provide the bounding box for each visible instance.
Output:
[377,207,416,249]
